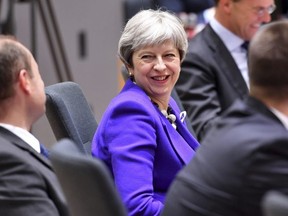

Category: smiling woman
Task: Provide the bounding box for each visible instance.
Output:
[91,9,200,216]
[131,40,181,110]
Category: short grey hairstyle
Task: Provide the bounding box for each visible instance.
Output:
[118,9,188,66]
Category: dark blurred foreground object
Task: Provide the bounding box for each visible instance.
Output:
[262,191,288,216]
[50,138,127,216]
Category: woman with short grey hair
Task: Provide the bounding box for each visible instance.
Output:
[92,9,199,216]
[119,9,188,66]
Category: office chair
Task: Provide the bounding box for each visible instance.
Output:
[262,190,288,216]
[50,138,127,216]
[45,81,98,155]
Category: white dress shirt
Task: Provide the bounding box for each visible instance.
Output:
[210,17,249,88]
[270,108,288,131]
[0,123,41,153]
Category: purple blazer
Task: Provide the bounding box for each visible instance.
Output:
[91,79,199,216]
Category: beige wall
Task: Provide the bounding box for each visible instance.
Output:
[13,0,125,147]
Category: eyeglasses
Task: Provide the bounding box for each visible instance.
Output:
[253,4,277,17]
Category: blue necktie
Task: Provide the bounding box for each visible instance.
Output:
[40,144,49,158]
[241,41,249,52]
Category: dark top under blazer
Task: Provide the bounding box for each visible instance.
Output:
[92,79,199,216]
[162,96,288,216]
[0,127,69,216]
[175,24,248,141]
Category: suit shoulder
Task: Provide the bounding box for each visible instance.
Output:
[187,33,208,53]
[111,89,154,112]
[212,101,288,145]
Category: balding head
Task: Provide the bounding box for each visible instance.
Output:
[0,35,32,101]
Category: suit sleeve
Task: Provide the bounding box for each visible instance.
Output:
[0,151,60,216]
[175,51,221,141]
[100,100,163,216]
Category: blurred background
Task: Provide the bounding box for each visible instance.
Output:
[1,0,124,146]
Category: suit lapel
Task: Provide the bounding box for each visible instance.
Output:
[205,25,248,98]
[0,127,53,170]
[159,112,197,165]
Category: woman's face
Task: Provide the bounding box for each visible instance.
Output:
[129,40,181,106]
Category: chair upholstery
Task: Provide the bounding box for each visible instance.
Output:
[45,81,97,155]
[262,191,288,216]
[50,138,127,216]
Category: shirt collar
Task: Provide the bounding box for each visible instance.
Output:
[269,108,288,130]
[0,123,40,153]
[210,17,245,52]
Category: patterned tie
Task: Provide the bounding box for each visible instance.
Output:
[40,144,49,158]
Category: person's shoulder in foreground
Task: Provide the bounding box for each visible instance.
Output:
[175,0,275,141]
[91,9,199,216]
[162,19,288,216]
[0,35,69,216]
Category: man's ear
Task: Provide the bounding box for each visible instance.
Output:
[18,69,31,94]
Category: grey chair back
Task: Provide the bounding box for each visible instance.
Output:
[50,138,127,216]
[262,191,288,216]
[45,81,97,155]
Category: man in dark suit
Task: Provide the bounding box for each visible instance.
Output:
[175,0,275,141]
[0,36,69,216]
[161,20,288,216]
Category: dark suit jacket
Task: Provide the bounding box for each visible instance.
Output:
[175,24,248,141]
[0,127,69,216]
[162,96,288,216]
[92,79,199,216]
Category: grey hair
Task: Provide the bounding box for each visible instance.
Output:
[118,9,188,66]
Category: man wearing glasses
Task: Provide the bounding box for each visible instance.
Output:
[163,20,288,216]
[174,0,275,141]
